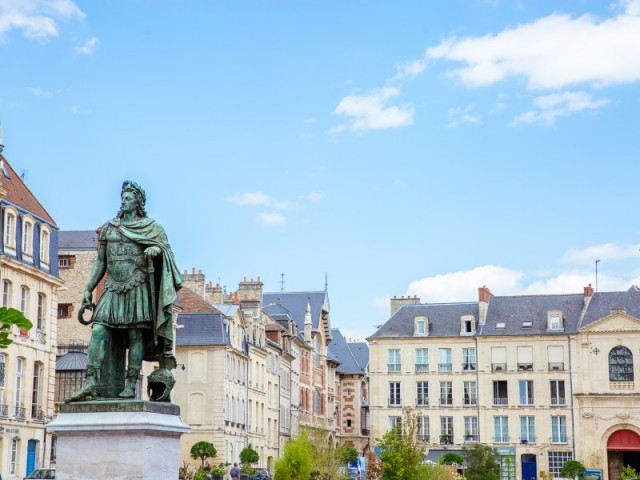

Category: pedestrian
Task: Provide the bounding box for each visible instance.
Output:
[230,462,241,480]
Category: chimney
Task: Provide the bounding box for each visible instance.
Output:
[584,283,594,298]
[206,282,224,305]
[478,285,492,324]
[183,268,207,298]
[304,302,312,343]
[238,276,264,308]
[390,295,420,316]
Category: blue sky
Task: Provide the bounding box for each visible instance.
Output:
[2,0,640,341]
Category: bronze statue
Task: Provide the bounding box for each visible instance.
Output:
[69,181,183,402]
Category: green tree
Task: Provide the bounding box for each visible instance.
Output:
[0,307,32,348]
[336,444,359,465]
[376,408,426,480]
[190,441,217,469]
[622,465,639,480]
[275,435,315,480]
[560,460,586,480]
[462,443,500,480]
[439,452,464,466]
[240,445,259,477]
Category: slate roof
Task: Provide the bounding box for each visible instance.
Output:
[212,304,240,317]
[369,302,479,339]
[580,287,640,328]
[177,286,217,313]
[0,156,56,225]
[176,312,228,346]
[58,230,99,250]
[480,293,584,336]
[263,290,330,336]
[328,328,366,375]
[349,342,369,371]
[56,351,88,371]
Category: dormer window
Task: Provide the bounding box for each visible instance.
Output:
[547,311,563,331]
[460,315,476,335]
[39,225,50,269]
[3,206,18,252]
[21,216,34,261]
[414,316,428,336]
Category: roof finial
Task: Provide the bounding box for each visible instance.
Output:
[324,272,328,292]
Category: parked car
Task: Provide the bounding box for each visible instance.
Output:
[24,468,56,479]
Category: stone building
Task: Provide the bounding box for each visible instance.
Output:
[368,285,640,480]
[0,152,63,478]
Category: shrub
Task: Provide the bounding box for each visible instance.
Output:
[275,435,315,480]
[560,460,585,480]
[190,441,217,469]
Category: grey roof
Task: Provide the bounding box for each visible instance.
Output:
[56,351,88,371]
[263,291,330,335]
[580,287,640,328]
[58,230,99,250]
[328,329,365,375]
[481,293,584,336]
[263,303,292,317]
[349,342,369,371]
[369,302,479,338]
[176,312,229,346]
[211,304,240,317]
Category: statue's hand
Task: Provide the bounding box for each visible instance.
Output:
[82,290,93,307]
[144,246,161,258]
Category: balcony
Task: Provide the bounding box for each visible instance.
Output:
[31,408,45,422]
[0,404,8,417]
[610,381,634,390]
[462,363,477,372]
[418,435,429,443]
[518,363,533,371]
[361,428,370,436]
[519,397,535,406]
[493,397,508,406]
[416,398,429,407]
[548,362,565,371]
[464,434,479,443]
[463,398,477,407]
[388,364,401,373]
[415,363,429,373]
[440,434,453,445]
[551,397,566,406]
[438,363,452,373]
[439,397,453,407]
[13,406,26,419]
[492,363,507,373]
[494,436,510,444]
[520,437,536,444]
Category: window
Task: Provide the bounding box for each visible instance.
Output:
[22,217,34,258]
[388,415,401,432]
[551,416,567,443]
[548,452,572,478]
[314,388,322,415]
[32,363,41,419]
[40,226,50,265]
[493,380,508,406]
[0,354,5,388]
[389,382,401,406]
[550,380,566,406]
[416,381,429,406]
[2,280,11,307]
[548,312,563,331]
[415,348,429,373]
[314,336,321,369]
[4,208,16,250]
[548,345,565,371]
[59,256,72,268]
[438,348,452,372]
[439,381,452,406]
[519,380,534,405]
[520,416,535,443]
[609,346,634,381]
[463,381,477,406]
[464,416,478,442]
[10,438,18,475]
[388,349,401,373]
[418,416,429,442]
[36,293,46,331]
[461,315,475,335]
[517,346,533,370]
[494,416,509,443]
[462,347,477,371]
[57,303,72,319]
[20,286,29,315]
[440,416,453,444]
[491,346,507,372]
[14,357,23,414]
[414,316,427,336]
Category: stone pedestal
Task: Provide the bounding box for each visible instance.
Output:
[48,400,189,480]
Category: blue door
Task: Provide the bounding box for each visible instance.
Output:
[26,439,38,476]
[521,454,537,480]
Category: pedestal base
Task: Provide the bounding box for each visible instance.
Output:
[48,400,190,480]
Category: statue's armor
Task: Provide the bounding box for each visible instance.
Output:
[103,224,147,293]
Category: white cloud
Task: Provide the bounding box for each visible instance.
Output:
[332,87,415,133]
[390,59,427,82]
[426,3,640,90]
[74,36,98,55]
[306,191,325,203]
[445,104,481,128]
[29,86,49,96]
[561,242,640,265]
[227,192,292,210]
[258,212,286,226]
[0,0,84,40]
[511,91,609,125]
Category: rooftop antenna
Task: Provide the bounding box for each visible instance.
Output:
[595,259,600,292]
[280,273,285,292]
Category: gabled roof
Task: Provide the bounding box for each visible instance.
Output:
[176,312,228,346]
[349,342,369,371]
[263,290,331,340]
[0,156,56,225]
[58,230,99,250]
[369,302,478,339]
[177,286,217,313]
[212,304,241,317]
[329,328,367,375]
[481,293,584,336]
[580,287,640,328]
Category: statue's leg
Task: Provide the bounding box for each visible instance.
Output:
[119,328,143,398]
[68,324,109,401]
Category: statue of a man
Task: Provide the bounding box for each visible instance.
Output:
[69,180,183,401]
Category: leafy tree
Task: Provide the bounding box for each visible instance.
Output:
[462,443,500,480]
[439,452,464,466]
[240,444,259,477]
[560,460,586,480]
[336,444,359,465]
[0,307,32,348]
[190,441,217,469]
[366,449,384,480]
[622,465,639,480]
[376,408,426,480]
[275,435,315,480]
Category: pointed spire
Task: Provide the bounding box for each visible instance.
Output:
[304,302,312,343]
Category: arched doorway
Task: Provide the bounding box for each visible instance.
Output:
[607,429,640,480]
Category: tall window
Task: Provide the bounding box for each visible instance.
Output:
[14,357,23,411]
[439,381,452,406]
[416,381,429,406]
[548,312,563,331]
[440,416,453,444]
[491,346,507,372]
[551,416,567,443]
[415,348,429,372]
[494,416,509,443]
[2,280,11,307]
[388,415,401,432]
[32,363,41,419]
[40,227,50,265]
[10,438,18,475]
[389,382,401,406]
[519,380,534,405]
[418,416,429,442]
[609,346,634,381]
[438,348,452,372]
[388,349,401,373]
[0,354,5,408]
[314,336,321,369]
[22,219,33,256]
[20,286,29,315]
[548,345,565,371]
[415,318,426,335]
[550,380,566,406]
[548,452,572,478]
[463,381,477,406]
[4,210,16,248]
[493,380,508,405]
[517,346,533,370]
[36,293,46,331]
[464,416,478,441]
[462,347,476,371]
[520,416,535,443]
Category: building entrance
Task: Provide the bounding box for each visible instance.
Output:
[607,429,640,480]
[521,453,537,480]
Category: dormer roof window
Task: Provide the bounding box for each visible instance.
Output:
[460,315,476,336]
[547,311,564,332]
[414,316,428,336]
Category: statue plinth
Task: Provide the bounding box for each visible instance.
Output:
[48,400,190,480]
